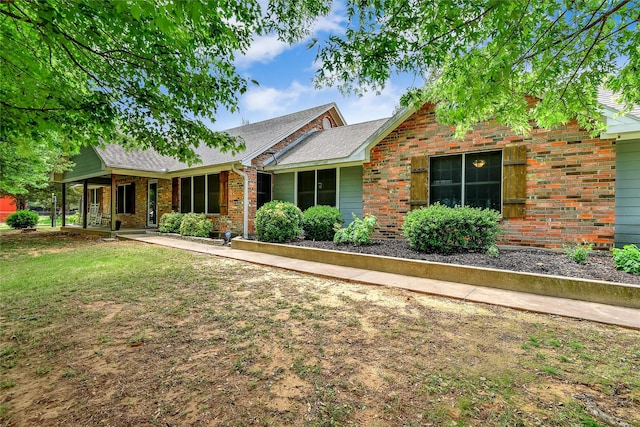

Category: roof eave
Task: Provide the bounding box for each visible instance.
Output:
[265,151,366,172]
[600,105,640,141]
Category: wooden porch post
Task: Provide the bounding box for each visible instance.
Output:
[61,183,66,227]
[111,174,117,231]
[82,180,88,229]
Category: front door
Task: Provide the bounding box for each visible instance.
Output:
[147,181,158,227]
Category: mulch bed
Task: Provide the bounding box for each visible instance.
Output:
[287,239,640,285]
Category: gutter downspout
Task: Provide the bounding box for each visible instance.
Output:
[231,163,249,238]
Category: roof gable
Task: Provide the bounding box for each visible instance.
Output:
[267,118,389,170]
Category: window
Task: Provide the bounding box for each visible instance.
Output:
[180,177,191,213]
[429,151,501,210]
[181,173,224,214]
[317,169,336,206]
[297,171,316,211]
[193,175,205,213]
[257,173,272,209]
[90,188,100,204]
[116,183,135,214]
[297,169,337,210]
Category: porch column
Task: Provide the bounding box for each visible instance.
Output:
[111,174,117,231]
[82,180,88,229]
[61,183,66,227]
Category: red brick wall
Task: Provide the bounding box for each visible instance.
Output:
[364,104,617,249]
[101,176,172,228]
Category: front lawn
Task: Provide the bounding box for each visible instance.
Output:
[1,231,639,426]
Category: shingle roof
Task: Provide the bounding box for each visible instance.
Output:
[96,103,341,172]
[272,118,389,166]
[95,144,180,172]
[598,88,640,119]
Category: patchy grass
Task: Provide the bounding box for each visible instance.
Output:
[1,231,639,426]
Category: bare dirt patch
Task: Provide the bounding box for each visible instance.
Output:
[1,233,639,426]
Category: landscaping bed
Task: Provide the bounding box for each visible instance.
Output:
[287,239,640,285]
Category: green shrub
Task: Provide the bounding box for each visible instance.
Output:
[159,212,183,233]
[255,201,303,243]
[302,205,343,241]
[612,244,640,275]
[402,203,501,254]
[6,210,40,229]
[486,245,500,257]
[564,243,593,264]
[179,213,212,238]
[334,213,379,246]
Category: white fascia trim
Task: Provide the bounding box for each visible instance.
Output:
[268,160,363,174]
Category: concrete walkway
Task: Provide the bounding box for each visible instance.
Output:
[120,234,640,330]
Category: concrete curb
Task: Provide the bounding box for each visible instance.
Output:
[231,238,640,309]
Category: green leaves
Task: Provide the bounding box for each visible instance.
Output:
[1,0,260,164]
[304,0,640,136]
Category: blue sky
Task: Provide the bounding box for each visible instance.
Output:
[208,2,421,130]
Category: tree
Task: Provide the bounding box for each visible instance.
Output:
[0,138,68,197]
[1,0,273,164]
[302,0,639,136]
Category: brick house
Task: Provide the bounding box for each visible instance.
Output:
[56,93,639,248]
[55,104,345,237]
[355,91,639,249]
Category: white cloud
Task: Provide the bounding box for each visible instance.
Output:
[238,80,404,126]
[235,34,290,68]
[235,2,346,69]
[242,81,314,116]
[342,84,404,124]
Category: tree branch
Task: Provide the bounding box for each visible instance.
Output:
[560,18,607,100]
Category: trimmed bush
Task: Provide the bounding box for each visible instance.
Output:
[613,244,640,275]
[302,205,343,241]
[179,213,212,237]
[159,212,184,233]
[255,201,303,243]
[334,213,379,246]
[6,210,40,229]
[402,203,501,254]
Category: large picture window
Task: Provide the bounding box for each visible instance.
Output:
[181,173,224,214]
[297,169,337,211]
[116,183,135,214]
[430,151,502,210]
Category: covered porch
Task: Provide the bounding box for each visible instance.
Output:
[57,173,171,233]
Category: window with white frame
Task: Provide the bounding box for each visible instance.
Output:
[429,151,502,210]
[297,169,337,211]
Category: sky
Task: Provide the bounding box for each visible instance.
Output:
[207,2,422,131]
